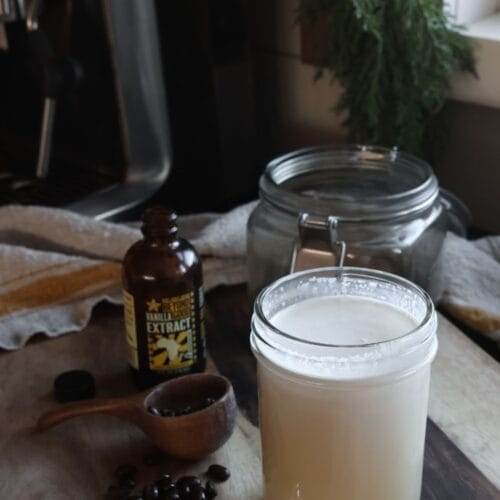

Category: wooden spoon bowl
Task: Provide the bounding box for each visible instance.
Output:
[37,373,237,460]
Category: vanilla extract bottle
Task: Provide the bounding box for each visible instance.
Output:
[122,207,206,388]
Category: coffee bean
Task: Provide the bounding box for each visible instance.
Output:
[156,477,176,493]
[114,464,138,481]
[119,476,136,492]
[205,398,215,407]
[106,484,134,500]
[188,491,206,500]
[143,483,160,500]
[176,476,202,496]
[204,481,217,499]
[180,406,192,416]
[143,452,163,466]
[148,406,161,417]
[206,465,230,483]
[162,486,181,500]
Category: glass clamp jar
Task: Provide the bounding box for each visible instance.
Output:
[247,145,470,299]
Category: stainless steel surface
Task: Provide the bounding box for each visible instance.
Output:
[25,0,40,31]
[0,0,15,21]
[68,0,171,220]
[0,0,25,22]
[35,97,55,178]
[0,0,17,23]
[26,0,53,179]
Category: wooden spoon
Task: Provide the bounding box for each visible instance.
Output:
[37,373,237,460]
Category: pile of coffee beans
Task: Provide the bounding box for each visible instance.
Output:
[147,397,216,417]
[105,461,230,499]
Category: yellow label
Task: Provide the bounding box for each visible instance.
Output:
[146,291,197,372]
[123,289,139,369]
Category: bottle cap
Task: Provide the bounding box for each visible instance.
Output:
[53,370,96,403]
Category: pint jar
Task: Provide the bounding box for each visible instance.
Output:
[250,267,438,500]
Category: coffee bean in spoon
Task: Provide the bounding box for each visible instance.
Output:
[179,406,193,416]
[147,406,161,417]
[149,397,217,418]
[206,464,230,483]
[160,408,175,417]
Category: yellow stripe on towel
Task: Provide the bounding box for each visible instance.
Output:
[0,262,121,315]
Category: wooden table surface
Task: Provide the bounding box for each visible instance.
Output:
[0,284,498,499]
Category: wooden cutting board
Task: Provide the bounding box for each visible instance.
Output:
[0,286,498,499]
[0,307,262,499]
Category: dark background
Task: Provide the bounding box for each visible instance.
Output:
[0,0,499,228]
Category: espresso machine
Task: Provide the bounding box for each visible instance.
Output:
[0,0,259,219]
[0,0,171,219]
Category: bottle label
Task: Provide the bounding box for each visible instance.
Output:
[145,291,200,373]
[123,289,139,369]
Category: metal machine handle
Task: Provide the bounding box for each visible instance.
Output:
[25,0,53,178]
[36,97,56,178]
[24,0,82,179]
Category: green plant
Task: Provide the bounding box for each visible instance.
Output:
[297,0,476,154]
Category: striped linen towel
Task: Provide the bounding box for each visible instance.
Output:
[0,202,255,349]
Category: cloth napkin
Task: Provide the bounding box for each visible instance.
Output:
[0,203,256,350]
[0,202,499,349]
[430,232,500,341]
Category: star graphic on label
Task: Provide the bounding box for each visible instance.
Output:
[146,298,161,312]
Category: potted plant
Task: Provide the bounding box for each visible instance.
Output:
[297,0,476,154]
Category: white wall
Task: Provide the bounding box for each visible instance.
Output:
[253,0,500,232]
[446,0,500,24]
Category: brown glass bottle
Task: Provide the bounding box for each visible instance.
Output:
[122,207,206,388]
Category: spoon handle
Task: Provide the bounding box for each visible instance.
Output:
[37,397,133,431]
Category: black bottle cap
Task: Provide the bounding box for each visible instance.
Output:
[53,370,96,403]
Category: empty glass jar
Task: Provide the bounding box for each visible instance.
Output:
[247,145,469,299]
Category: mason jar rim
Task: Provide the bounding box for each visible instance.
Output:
[253,266,435,350]
[260,144,440,222]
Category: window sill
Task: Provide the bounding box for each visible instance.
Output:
[451,13,500,108]
[465,11,500,41]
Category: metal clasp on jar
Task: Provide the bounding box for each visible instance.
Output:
[291,214,346,272]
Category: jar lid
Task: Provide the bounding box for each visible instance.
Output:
[260,145,440,222]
